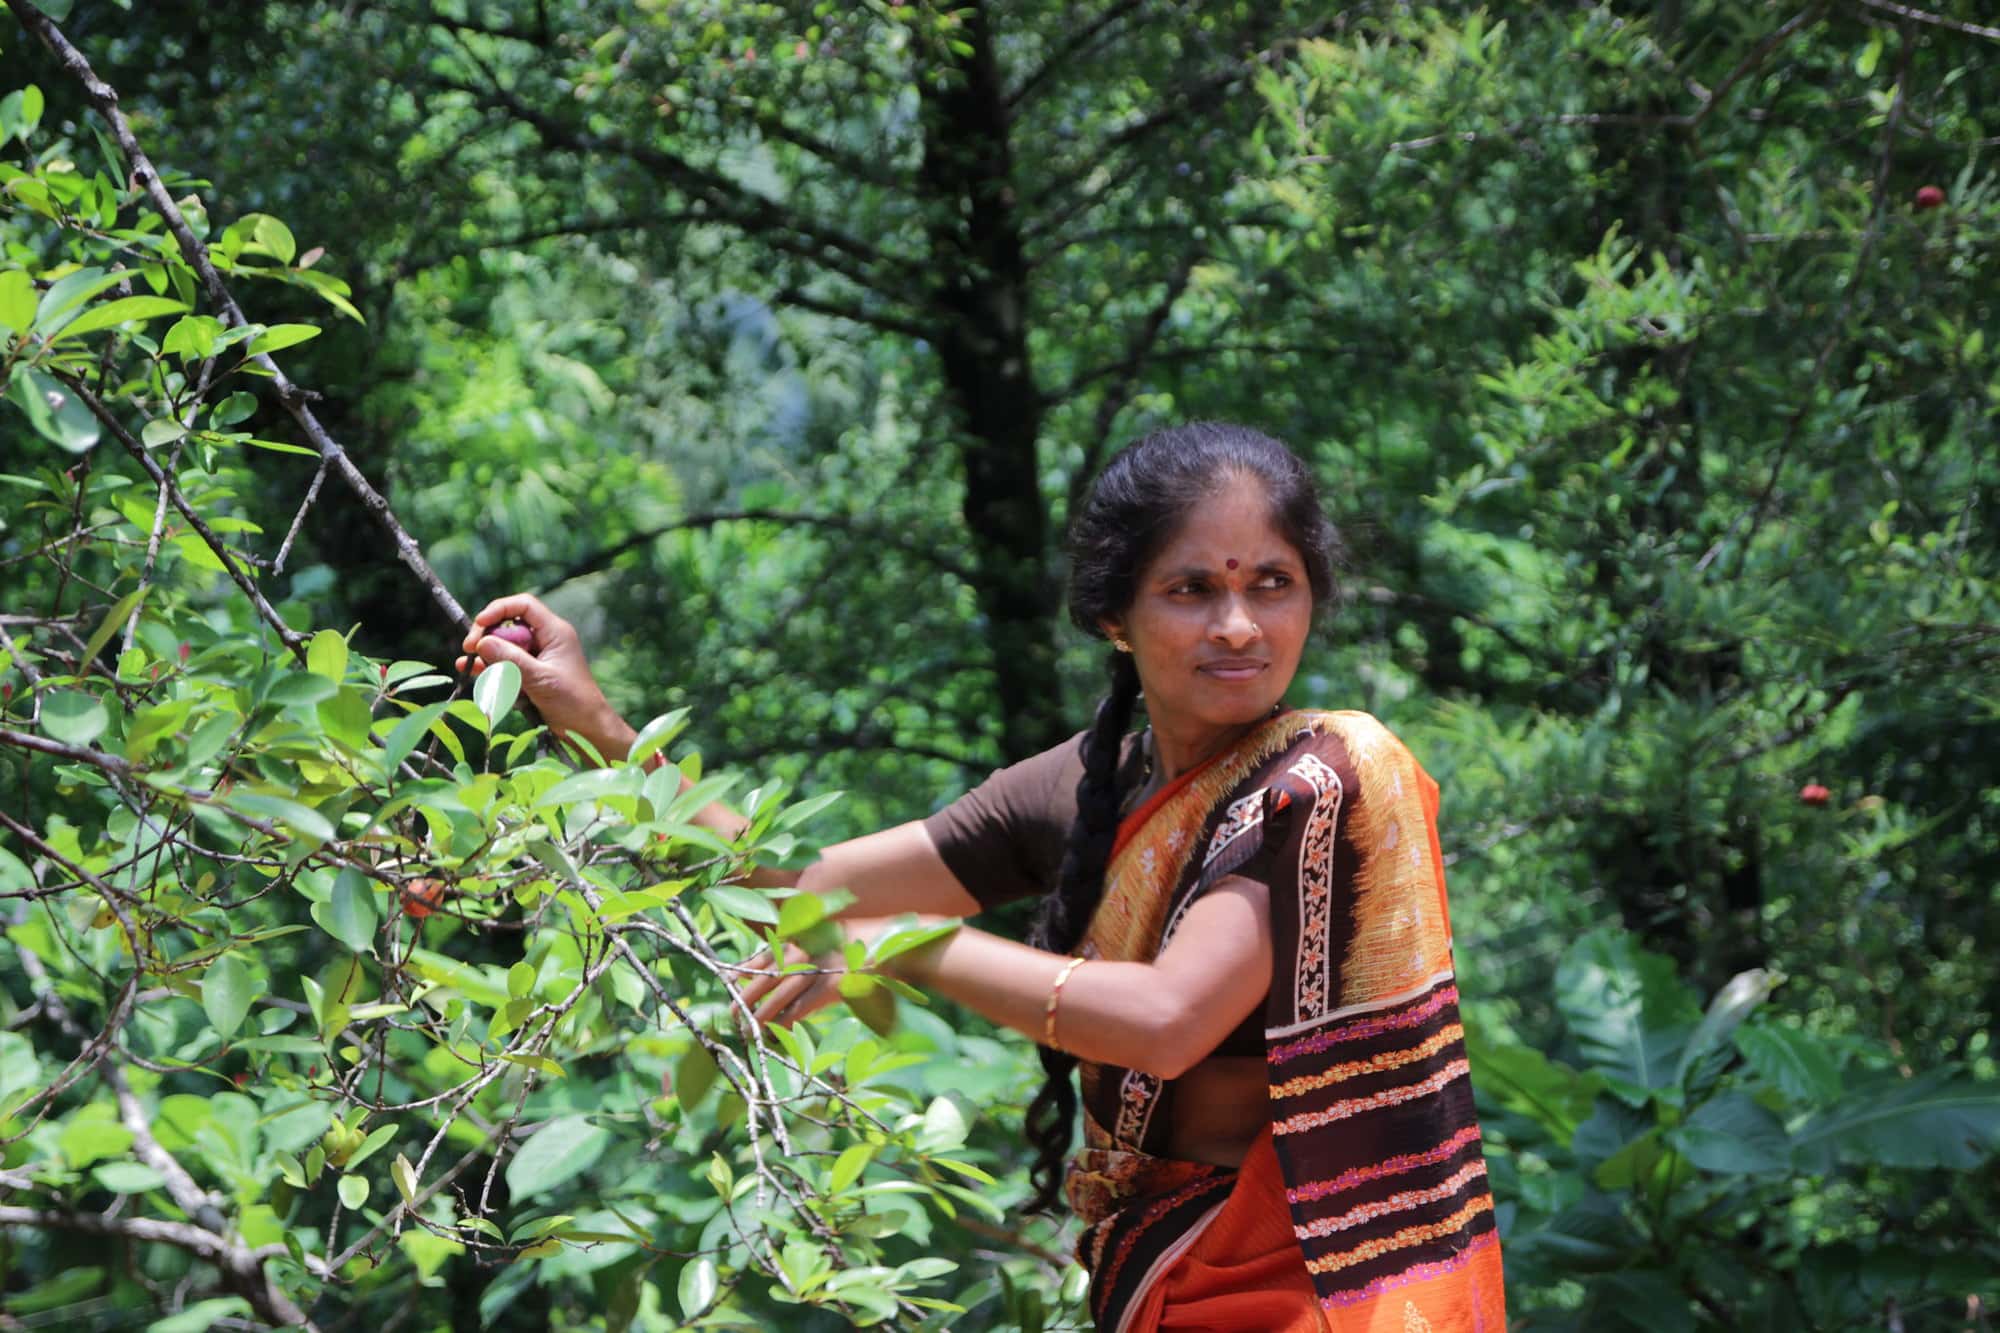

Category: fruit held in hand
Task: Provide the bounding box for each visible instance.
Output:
[1914,185,1945,210]
[1799,782,1831,807]
[487,619,536,652]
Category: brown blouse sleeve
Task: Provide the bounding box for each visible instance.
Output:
[922,731,1087,911]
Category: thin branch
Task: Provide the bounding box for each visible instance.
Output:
[772,285,933,340]
[431,74,925,300]
[1855,0,2000,42]
[10,0,471,632]
[539,508,978,592]
[1005,0,1149,109]
[1070,247,1201,503]
[52,373,307,660]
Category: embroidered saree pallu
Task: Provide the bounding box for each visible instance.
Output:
[1063,712,1508,1332]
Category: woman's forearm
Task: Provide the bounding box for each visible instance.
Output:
[890,927,1206,1080]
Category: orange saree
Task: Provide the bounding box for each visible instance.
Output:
[1063,711,1508,1332]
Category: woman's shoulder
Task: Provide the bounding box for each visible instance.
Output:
[1276,710,1431,784]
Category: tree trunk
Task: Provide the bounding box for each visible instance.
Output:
[918,3,1066,764]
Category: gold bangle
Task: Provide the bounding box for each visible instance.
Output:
[1044,956,1086,1051]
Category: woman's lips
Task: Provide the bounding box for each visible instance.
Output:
[1199,660,1267,682]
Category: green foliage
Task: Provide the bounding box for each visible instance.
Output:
[1477,929,2000,1330]
[5,1,2000,1328]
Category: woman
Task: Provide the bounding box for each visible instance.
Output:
[459,423,1507,1331]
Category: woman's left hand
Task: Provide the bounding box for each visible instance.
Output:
[739,928,868,1029]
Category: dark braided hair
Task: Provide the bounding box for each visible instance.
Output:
[1021,422,1343,1213]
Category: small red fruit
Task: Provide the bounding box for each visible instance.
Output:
[400,878,447,918]
[1914,185,1945,210]
[487,620,537,653]
[178,642,191,663]
[1799,783,1831,807]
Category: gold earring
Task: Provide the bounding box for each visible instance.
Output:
[1113,637,1132,653]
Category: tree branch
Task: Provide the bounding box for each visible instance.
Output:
[9,0,471,634]
[1069,247,1201,502]
[1855,0,2000,43]
[1004,0,1150,109]
[431,73,926,301]
[539,509,978,592]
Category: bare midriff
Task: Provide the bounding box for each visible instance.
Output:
[1163,1054,1269,1167]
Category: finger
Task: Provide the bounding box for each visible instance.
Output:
[754,975,814,1027]
[474,634,538,671]
[470,593,544,630]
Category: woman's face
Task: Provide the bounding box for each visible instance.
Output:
[1103,474,1313,740]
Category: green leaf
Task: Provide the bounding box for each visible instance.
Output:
[338,1173,369,1209]
[314,867,378,954]
[145,1299,254,1333]
[392,1153,419,1204]
[34,267,125,326]
[673,1042,720,1111]
[775,890,827,939]
[1554,928,1699,1105]
[79,588,145,670]
[1734,1023,1841,1105]
[1792,1067,2000,1171]
[678,1257,718,1319]
[505,1115,611,1200]
[161,314,223,361]
[0,269,36,334]
[209,391,258,427]
[1666,1091,1789,1176]
[775,789,844,831]
[8,368,100,452]
[345,1124,397,1171]
[246,323,321,355]
[254,214,298,265]
[307,629,348,682]
[222,792,334,844]
[474,659,521,728]
[916,1094,970,1153]
[703,884,777,925]
[202,953,254,1040]
[142,417,187,448]
[39,690,108,746]
[48,295,188,341]
[380,700,449,776]
[625,707,690,768]
[828,1143,874,1194]
[93,1161,166,1193]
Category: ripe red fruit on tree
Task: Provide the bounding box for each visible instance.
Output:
[400,878,447,918]
[1799,783,1831,807]
[1914,185,1945,210]
[487,620,537,652]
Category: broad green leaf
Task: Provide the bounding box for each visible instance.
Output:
[474,658,520,728]
[202,953,254,1040]
[505,1115,610,1200]
[253,213,298,264]
[246,323,321,355]
[160,314,223,360]
[392,1153,419,1204]
[93,1161,167,1193]
[315,868,378,954]
[828,1143,874,1194]
[1666,1091,1789,1176]
[674,1042,719,1111]
[8,368,99,452]
[49,295,188,341]
[39,690,108,746]
[1735,1023,1841,1105]
[0,269,35,333]
[678,1257,718,1320]
[307,629,348,682]
[223,792,333,844]
[338,1173,369,1209]
[145,1299,254,1333]
[775,789,844,831]
[625,707,690,768]
[34,267,125,326]
[1792,1068,2000,1171]
[1554,929,1699,1105]
[59,1118,134,1168]
[380,700,448,776]
[916,1094,970,1153]
[210,390,258,427]
[703,884,777,925]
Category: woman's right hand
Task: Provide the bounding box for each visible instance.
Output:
[455,593,634,759]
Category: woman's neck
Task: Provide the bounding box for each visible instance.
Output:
[1148,712,1275,782]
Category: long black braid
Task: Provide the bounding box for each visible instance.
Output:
[1020,422,1343,1214]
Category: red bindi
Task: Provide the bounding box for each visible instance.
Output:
[1226,558,1239,570]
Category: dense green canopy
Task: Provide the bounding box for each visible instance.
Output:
[1,1,1996,1328]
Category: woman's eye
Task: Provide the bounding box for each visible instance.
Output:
[1255,574,1292,591]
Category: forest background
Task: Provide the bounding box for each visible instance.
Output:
[1,0,1997,1329]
